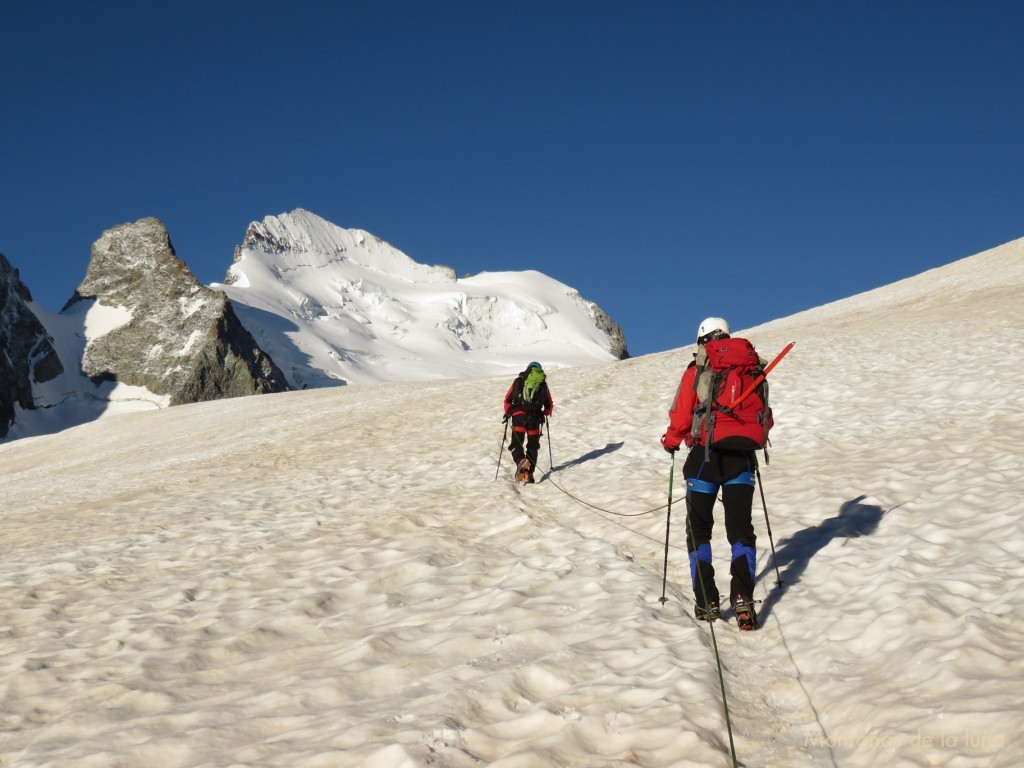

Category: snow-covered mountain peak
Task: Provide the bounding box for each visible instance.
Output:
[229,209,454,285]
[1,210,625,440]
[217,210,627,388]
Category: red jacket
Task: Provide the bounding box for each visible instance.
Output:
[663,337,772,452]
[662,361,698,451]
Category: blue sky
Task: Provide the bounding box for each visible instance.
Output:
[2,1,1022,357]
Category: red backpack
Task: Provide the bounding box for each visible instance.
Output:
[691,337,774,452]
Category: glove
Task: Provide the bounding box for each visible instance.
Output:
[660,434,679,454]
[502,413,509,423]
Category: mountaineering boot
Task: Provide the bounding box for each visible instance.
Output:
[733,594,759,631]
[694,600,721,622]
[516,458,532,484]
[689,546,719,621]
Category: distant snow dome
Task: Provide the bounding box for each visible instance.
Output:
[215,209,627,388]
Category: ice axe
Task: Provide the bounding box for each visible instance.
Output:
[726,341,796,410]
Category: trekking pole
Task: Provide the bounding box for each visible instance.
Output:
[494,417,509,480]
[545,415,554,471]
[755,464,783,588]
[658,452,676,604]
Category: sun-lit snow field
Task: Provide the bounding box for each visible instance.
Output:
[2,240,1022,767]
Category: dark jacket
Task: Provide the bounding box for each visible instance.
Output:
[503,371,553,419]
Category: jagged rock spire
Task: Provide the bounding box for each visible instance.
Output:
[69,217,290,404]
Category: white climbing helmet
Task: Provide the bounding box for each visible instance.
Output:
[697,317,730,343]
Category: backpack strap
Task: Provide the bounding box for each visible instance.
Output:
[689,351,716,457]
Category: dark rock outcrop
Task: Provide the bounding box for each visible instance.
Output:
[67,217,290,404]
[0,255,63,437]
[582,298,629,360]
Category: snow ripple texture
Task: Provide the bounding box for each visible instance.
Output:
[1,238,1022,766]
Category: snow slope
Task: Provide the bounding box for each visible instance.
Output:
[1,238,1022,767]
[215,210,624,388]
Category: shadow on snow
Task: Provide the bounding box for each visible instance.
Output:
[757,494,891,623]
[552,441,625,473]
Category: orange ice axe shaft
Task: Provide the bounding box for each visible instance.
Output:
[727,341,796,410]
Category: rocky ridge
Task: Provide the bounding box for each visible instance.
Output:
[67,217,290,404]
[0,256,63,438]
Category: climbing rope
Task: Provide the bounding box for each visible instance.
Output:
[546,456,740,766]
[543,454,838,768]
[682,469,740,768]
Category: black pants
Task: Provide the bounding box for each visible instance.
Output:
[509,412,543,477]
[683,447,757,605]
